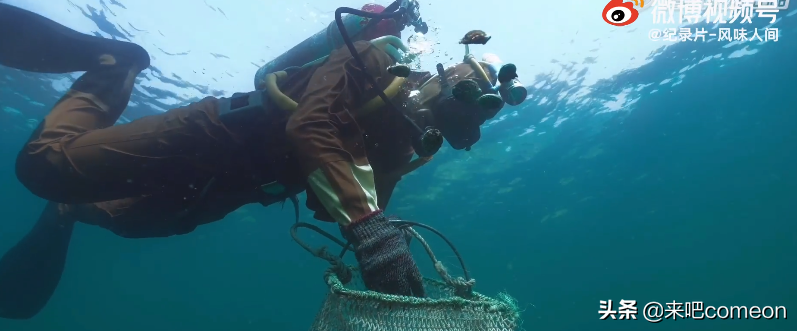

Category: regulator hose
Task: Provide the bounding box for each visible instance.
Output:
[334,5,443,157]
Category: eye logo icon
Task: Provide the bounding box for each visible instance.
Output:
[602,0,642,26]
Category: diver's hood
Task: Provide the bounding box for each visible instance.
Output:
[421,62,504,150]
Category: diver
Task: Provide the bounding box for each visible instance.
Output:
[0,1,527,320]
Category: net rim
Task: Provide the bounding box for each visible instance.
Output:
[324,266,518,314]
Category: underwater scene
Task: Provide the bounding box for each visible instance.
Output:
[0,0,795,330]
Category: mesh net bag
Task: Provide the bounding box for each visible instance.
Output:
[309,266,521,331]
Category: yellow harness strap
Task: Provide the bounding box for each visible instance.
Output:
[265,71,297,111]
[264,71,405,116]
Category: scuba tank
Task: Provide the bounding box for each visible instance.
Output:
[253,12,366,89]
[253,1,428,90]
[255,4,395,89]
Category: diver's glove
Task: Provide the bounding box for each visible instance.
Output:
[342,211,426,297]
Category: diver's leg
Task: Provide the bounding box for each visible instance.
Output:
[0,3,149,73]
[0,202,75,320]
[16,62,140,203]
[16,93,241,204]
[85,190,266,238]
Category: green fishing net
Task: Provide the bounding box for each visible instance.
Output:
[310,267,521,331]
[291,221,522,331]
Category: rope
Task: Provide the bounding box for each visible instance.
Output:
[289,223,352,284]
[403,227,475,297]
[289,219,474,297]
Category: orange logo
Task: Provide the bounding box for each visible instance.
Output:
[602,0,643,26]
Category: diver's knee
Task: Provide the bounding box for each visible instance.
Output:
[15,150,72,203]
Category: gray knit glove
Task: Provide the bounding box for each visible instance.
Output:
[342,211,425,297]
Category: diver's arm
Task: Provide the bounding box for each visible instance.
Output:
[286,40,395,225]
[286,36,425,298]
[300,153,425,221]
[302,150,422,222]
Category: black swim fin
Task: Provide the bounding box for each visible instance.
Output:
[0,3,149,73]
[0,202,75,320]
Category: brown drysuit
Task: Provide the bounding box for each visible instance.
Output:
[15,41,423,237]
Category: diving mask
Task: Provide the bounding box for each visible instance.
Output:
[462,53,527,108]
[439,61,528,123]
[431,64,504,150]
[430,59,528,150]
